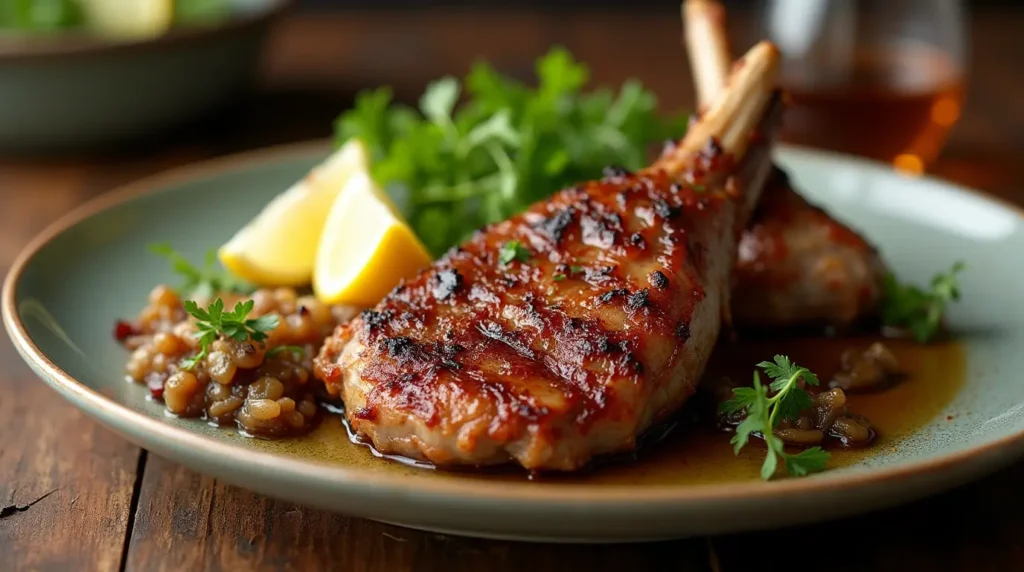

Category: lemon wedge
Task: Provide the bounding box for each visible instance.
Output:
[313,170,433,307]
[81,0,174,39]
[218,139,370,287]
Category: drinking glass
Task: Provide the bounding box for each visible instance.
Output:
[745,0,968,173]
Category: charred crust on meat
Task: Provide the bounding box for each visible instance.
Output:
[537,207,575,243]
[597,288,629,304]
[618,349,643,374]
[432,269,463,301]
[626,289,650,312]
[380,336,415,360]
[653,199,681,220]
[361,309,391,332]
[648,270,669,289]
[675,322,691,341]
[432,340,464,370]
[477,321,535,359]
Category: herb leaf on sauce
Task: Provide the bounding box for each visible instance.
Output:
[719,356,830,480]
[881,261,965,343]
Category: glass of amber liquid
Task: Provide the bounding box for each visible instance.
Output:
[754,0,967,173]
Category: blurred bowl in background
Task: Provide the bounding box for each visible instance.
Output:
[0,0,294,154]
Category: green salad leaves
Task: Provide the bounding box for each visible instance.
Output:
[334,47,688,256]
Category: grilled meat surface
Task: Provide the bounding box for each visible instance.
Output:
[684,0,888,331]
[315,45,784,471]
[732,167,888,330]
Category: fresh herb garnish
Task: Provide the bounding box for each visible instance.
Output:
[553,274,567,281]
[149,242,254,299]
[334,47,688,256]
[498,240,531,265]
[180,299,278,370]
[881,261,965,343]
[266,345,305,359]
[719,356,831,480]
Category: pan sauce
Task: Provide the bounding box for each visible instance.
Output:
[266,335,964,485]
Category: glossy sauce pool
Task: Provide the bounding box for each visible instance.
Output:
[252,335,965,485]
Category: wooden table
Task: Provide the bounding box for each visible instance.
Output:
[2,7,1023,571]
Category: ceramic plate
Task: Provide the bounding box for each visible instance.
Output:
[5,142,1024,542]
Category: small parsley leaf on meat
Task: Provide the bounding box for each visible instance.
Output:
[498,240,531,265]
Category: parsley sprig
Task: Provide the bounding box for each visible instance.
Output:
[881,261,965,343]
[149,242,254,299]
[334,47,688,257]
[498,240,531,266]
[719,356,831,480]
[180,299,278,370]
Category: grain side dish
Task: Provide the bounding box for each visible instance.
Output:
[115,282,356,437]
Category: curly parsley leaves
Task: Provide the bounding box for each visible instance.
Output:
[334,47,687,257]
[148,242,254,299]
[719,356,830,480]
[882,261,965,343]
[180,298,278,370]
[498,240,532,266]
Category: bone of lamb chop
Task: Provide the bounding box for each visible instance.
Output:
[684,0,889,330]
[314,41,784,472]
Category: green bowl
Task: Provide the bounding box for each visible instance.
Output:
[0,0,292,153]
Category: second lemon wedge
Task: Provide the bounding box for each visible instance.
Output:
[219,139,370,287]
[313,171,432,307]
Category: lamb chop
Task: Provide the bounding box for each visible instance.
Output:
[684,0,889,330]
[314,41,784,472]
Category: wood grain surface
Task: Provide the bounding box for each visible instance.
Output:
[2,6,1023,571]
